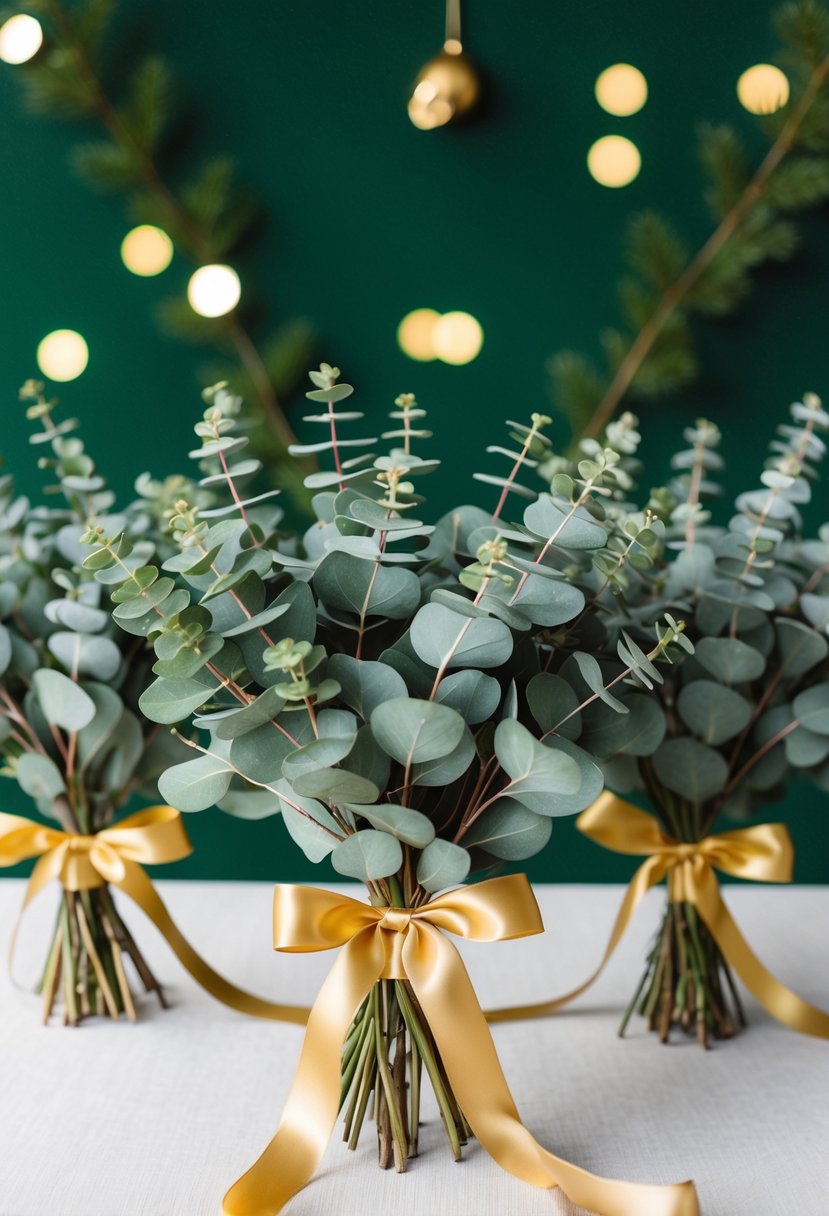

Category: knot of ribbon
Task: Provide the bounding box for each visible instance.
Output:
[0,807,307,1025]
[488,792,829,1039]
[223,875,699,1216]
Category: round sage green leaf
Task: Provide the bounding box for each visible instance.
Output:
[652,738,729,804]
[785,726,829,767]
[158,754,234,812]
[677,680,752,746]
[314,552,420,620]
[291,767,379,804]
[230,722,299,784]
[775,618,828,678]
[331,830,403,881]
[581,695,666,759]
[416,838,471,893]
[509,573,584,628]
[410,726,476,787]
[217,789,283,819]
[434,669,501,724]
[32,669,96,732]
[282,734,356,782]
[370,697,465,765]
[523,496,606,549]
[139,673,218,725]
[274,780,342,861]
[16,753,66,803]
[494,718,581,814]
[793,682,829,735]
[350,803,435,847]
[77,683,124,769]
[326,654,407,720]
[694,637,766,684]
[526,673,581,740]
[410,602,513,671]
[47,631,122,682]
[540,736,604,816]
[464,800,552,861]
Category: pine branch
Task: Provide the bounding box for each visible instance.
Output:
[552,0,829,443]
[13,0,312,503]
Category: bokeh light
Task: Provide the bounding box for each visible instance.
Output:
[397,308,441,361]
[187,264,241,318]
[0,13,43,64]
[121,225,174,277]
[587,135,641,188]
[432,311,484,365]
[737,64,789,115]
[36,330,89,382]
[594,64,648,116]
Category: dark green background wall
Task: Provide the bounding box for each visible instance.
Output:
[1,1,827,883]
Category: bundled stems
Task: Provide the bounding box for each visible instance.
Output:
[39,886,165,1026]
[620,899,746,1048]
[339,977,469,1168]
[621,779,745,1047]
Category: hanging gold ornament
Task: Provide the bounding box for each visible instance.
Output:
[408,0,481,130]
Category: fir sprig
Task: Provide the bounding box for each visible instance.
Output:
[552,0,829,441]
[9,0,314,507]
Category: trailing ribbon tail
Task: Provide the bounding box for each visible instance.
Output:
[487,793,829,1039]
[222,877,699,1216]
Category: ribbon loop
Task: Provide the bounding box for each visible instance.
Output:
[224,877,699,1216]
[487,792,829,1040]
[1,808,310,1025]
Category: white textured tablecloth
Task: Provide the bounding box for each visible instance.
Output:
[1,880,827,1216]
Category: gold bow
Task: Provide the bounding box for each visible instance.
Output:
[223,875,699,1216]
[489,792,829,1038]
[0,807,307,1025]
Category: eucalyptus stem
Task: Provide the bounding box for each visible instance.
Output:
[38,884,164,1025]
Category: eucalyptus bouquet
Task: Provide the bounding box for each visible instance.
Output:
[0,383,192,1024]
[84,370,686,1168]
[533,396,829,1044]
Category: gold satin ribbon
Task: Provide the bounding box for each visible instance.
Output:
[489,792,829,1038]
[223,876,699,1216]
[0,807,307,1024]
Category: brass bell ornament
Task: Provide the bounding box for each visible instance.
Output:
[408,1,482,130]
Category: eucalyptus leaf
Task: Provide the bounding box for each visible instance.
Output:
[314,552,420,619]
[464,800,552,860]
[410,602,513,670]
[694,636,766,684]
[793,683,829,735]
[652,738,729,803]
[677,680,753,746]
[47,631,122,682]
[326,654,407,720]
[291,767,379,804]
[331,830,403,881]
[434,669,502,724]
[158,754,234,812]
[16,753,65,805]
[370,697,465,765]
[494,718,582,813]
[32,669,96,731]
[349,803,436,847]
[139,672,219,725]
[416,838,471,893]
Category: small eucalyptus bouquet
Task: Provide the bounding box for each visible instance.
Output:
[0,383,191,1024]
[534,396,829,1045]
[84,371,686,1168]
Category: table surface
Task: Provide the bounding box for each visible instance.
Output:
[1,880,827,1216]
